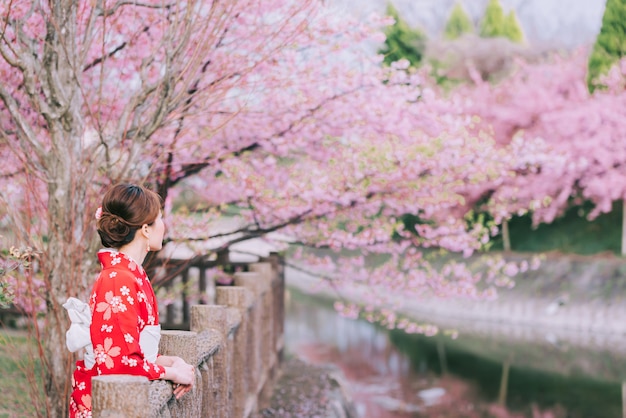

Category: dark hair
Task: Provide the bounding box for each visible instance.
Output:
[97,183,162,248]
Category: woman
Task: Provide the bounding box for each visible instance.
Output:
[66,183,194,418]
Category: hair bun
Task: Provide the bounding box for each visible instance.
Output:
[97,212,134,248]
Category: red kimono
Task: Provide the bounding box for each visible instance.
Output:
[68,250,165,418]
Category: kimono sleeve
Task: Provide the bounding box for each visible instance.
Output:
[90,270,165,380]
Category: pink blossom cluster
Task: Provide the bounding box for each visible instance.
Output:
[454,52,626,224]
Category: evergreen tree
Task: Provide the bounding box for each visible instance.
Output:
[587,0,626,91]
[480,0,506,38]
[503,11,524,43]
[444,2,474,40]
[479,0,524,43]
[379,3,426,67]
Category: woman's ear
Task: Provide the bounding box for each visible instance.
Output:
[141,224,150,238]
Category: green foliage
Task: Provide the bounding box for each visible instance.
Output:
[587,0,626,91]
[0,331,45,417]
[0,280,13,309]
[379,3,426,67]
[0,245,40,309]
[479,0,506,38]
[479,0,524,43]
[464,210,498,252]
[490,201,622,255]
[444,3,474,40]
[503,11,524,43]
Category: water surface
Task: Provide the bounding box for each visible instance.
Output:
[284,288,624,417]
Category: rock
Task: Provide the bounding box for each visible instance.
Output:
[373,395,423,413]
[257,357,357,418]
[417,387,446,406]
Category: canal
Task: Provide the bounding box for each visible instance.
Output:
[284,287,626,418]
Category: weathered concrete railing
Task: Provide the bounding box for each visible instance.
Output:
[91,261,284,418]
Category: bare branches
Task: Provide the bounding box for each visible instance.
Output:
[0,0,38,70]
[96,0,175,18]
[0,84,47,164]
[0,2,57,126]
[0,166,25,178]
[82,41,127,72]
[177,209,314,250]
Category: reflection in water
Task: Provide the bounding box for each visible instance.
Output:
[285,289,623,418]
[390,328,623,417]
[285,290,420,417]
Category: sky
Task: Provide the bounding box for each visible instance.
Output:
[330,0,607,50]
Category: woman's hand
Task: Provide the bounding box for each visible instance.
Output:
[173,383,193,399]
[170,361,195,400]
[163,360,195,399]
[167,362,195,385]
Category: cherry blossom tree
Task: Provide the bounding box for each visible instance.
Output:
[0,1,341,415]
[164,55,529,330]
[451,51,626,250]
[0,1,523,415]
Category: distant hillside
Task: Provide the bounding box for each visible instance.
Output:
[330,0,606,50]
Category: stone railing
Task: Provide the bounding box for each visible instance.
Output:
[91,261,284,418]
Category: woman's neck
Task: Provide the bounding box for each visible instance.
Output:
[118,240,148,265]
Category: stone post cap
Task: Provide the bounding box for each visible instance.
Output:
[216,286,253,309]
[233,272,265,296]
[191,304,229,335]
[160,330,199,366]
[92,375,150,418]
[92,375,149,384]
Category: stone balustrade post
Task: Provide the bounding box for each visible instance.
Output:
[249,263,275,378]
[233,272,263,395]
[248,262,276,411]
[216,286,250,418]
[265,253,285,355]
[92,375,150,418]
[160,330,201,417]
[191,305,232,418]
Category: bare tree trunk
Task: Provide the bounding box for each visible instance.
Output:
[622,199,626,256]
[45,166,91,418]
[498,358,511,406]
[41,3,94,415]
[502,219,511,252]
[502,219,511,251]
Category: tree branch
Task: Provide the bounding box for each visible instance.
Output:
[0,84,47,163]
[165,85,370,190]
[97,0,175,18]
[82,41,127,72]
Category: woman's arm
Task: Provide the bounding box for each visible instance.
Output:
[156,355,185,368]
[162,363,195,385]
